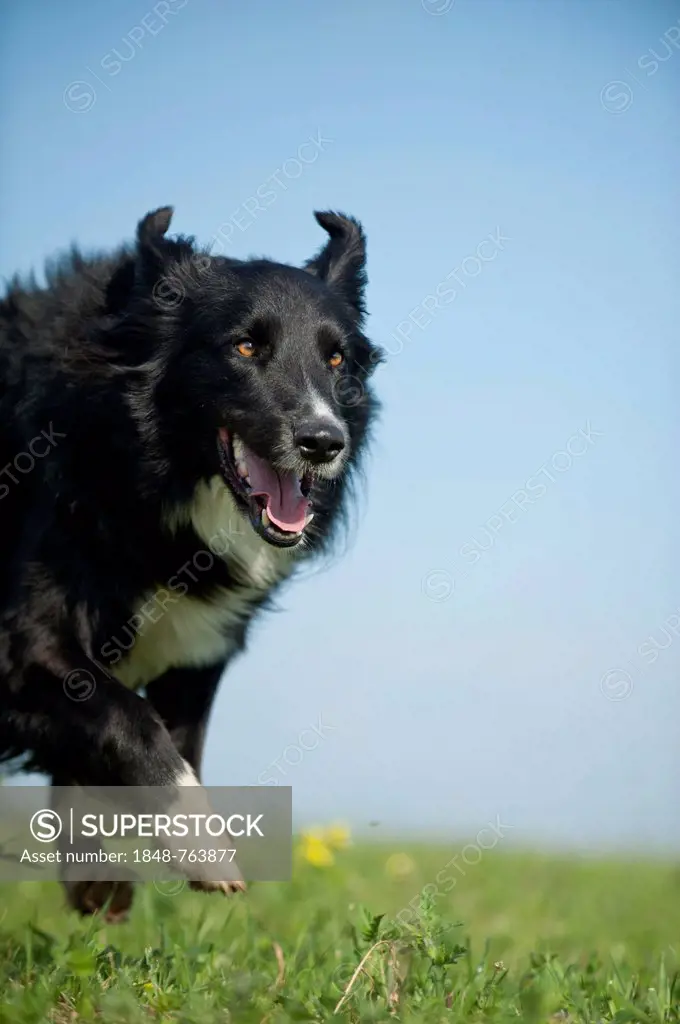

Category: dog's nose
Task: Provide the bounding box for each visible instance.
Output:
[294,419,345,464]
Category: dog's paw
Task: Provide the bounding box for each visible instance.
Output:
[64,879,135,922]
[189,878,247,895]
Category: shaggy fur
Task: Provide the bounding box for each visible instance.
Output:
[0,207,382,916]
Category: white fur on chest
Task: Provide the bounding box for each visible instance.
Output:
[113,477,294,690]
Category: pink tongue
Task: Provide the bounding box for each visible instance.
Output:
[244,445,309,533]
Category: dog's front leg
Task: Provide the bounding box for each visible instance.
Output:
[145,662,226,780]
[10,657,244,900]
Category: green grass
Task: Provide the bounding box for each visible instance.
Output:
[0,844,678,1023]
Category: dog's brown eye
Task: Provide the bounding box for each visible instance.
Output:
[328,351,343,368]
[236,339,255,358]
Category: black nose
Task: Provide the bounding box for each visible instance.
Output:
[294,418,345,464]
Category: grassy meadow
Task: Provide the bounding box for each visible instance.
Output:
[0,837,678,1023]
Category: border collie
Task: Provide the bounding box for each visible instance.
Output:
[0,207,382,918]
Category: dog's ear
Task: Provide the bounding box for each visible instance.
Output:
[304,211,367,317]
[105,208,180,314]
[138,205,173,244]
[135,206,174,281]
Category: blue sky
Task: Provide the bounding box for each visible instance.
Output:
[1,0,678,852]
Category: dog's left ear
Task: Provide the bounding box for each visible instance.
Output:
[304,212,367,317]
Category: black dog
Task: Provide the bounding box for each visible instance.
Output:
[0,207,382,917]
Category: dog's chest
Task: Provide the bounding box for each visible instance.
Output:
[111,586,260,690]
[112,478,294,690]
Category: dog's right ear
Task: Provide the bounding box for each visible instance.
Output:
[135,206,174,281]
[104,207,175,314]
[304,211,367,318]
[137,206,173,247]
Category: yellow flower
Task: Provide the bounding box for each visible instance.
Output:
[385,853,416,881]
[300,832,334,867]
[297,822,351,867]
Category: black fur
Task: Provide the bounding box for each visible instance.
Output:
[0,208,382,906]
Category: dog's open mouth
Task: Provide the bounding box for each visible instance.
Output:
[217,428,313,548]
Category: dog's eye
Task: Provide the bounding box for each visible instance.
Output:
[236,339,256,358]
[328,351,344,369]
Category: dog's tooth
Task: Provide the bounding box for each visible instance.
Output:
[304,512,315,527]
[236,462,249,479]
[261,508,270,528]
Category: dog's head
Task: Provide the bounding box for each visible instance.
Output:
[107,207,383,549]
